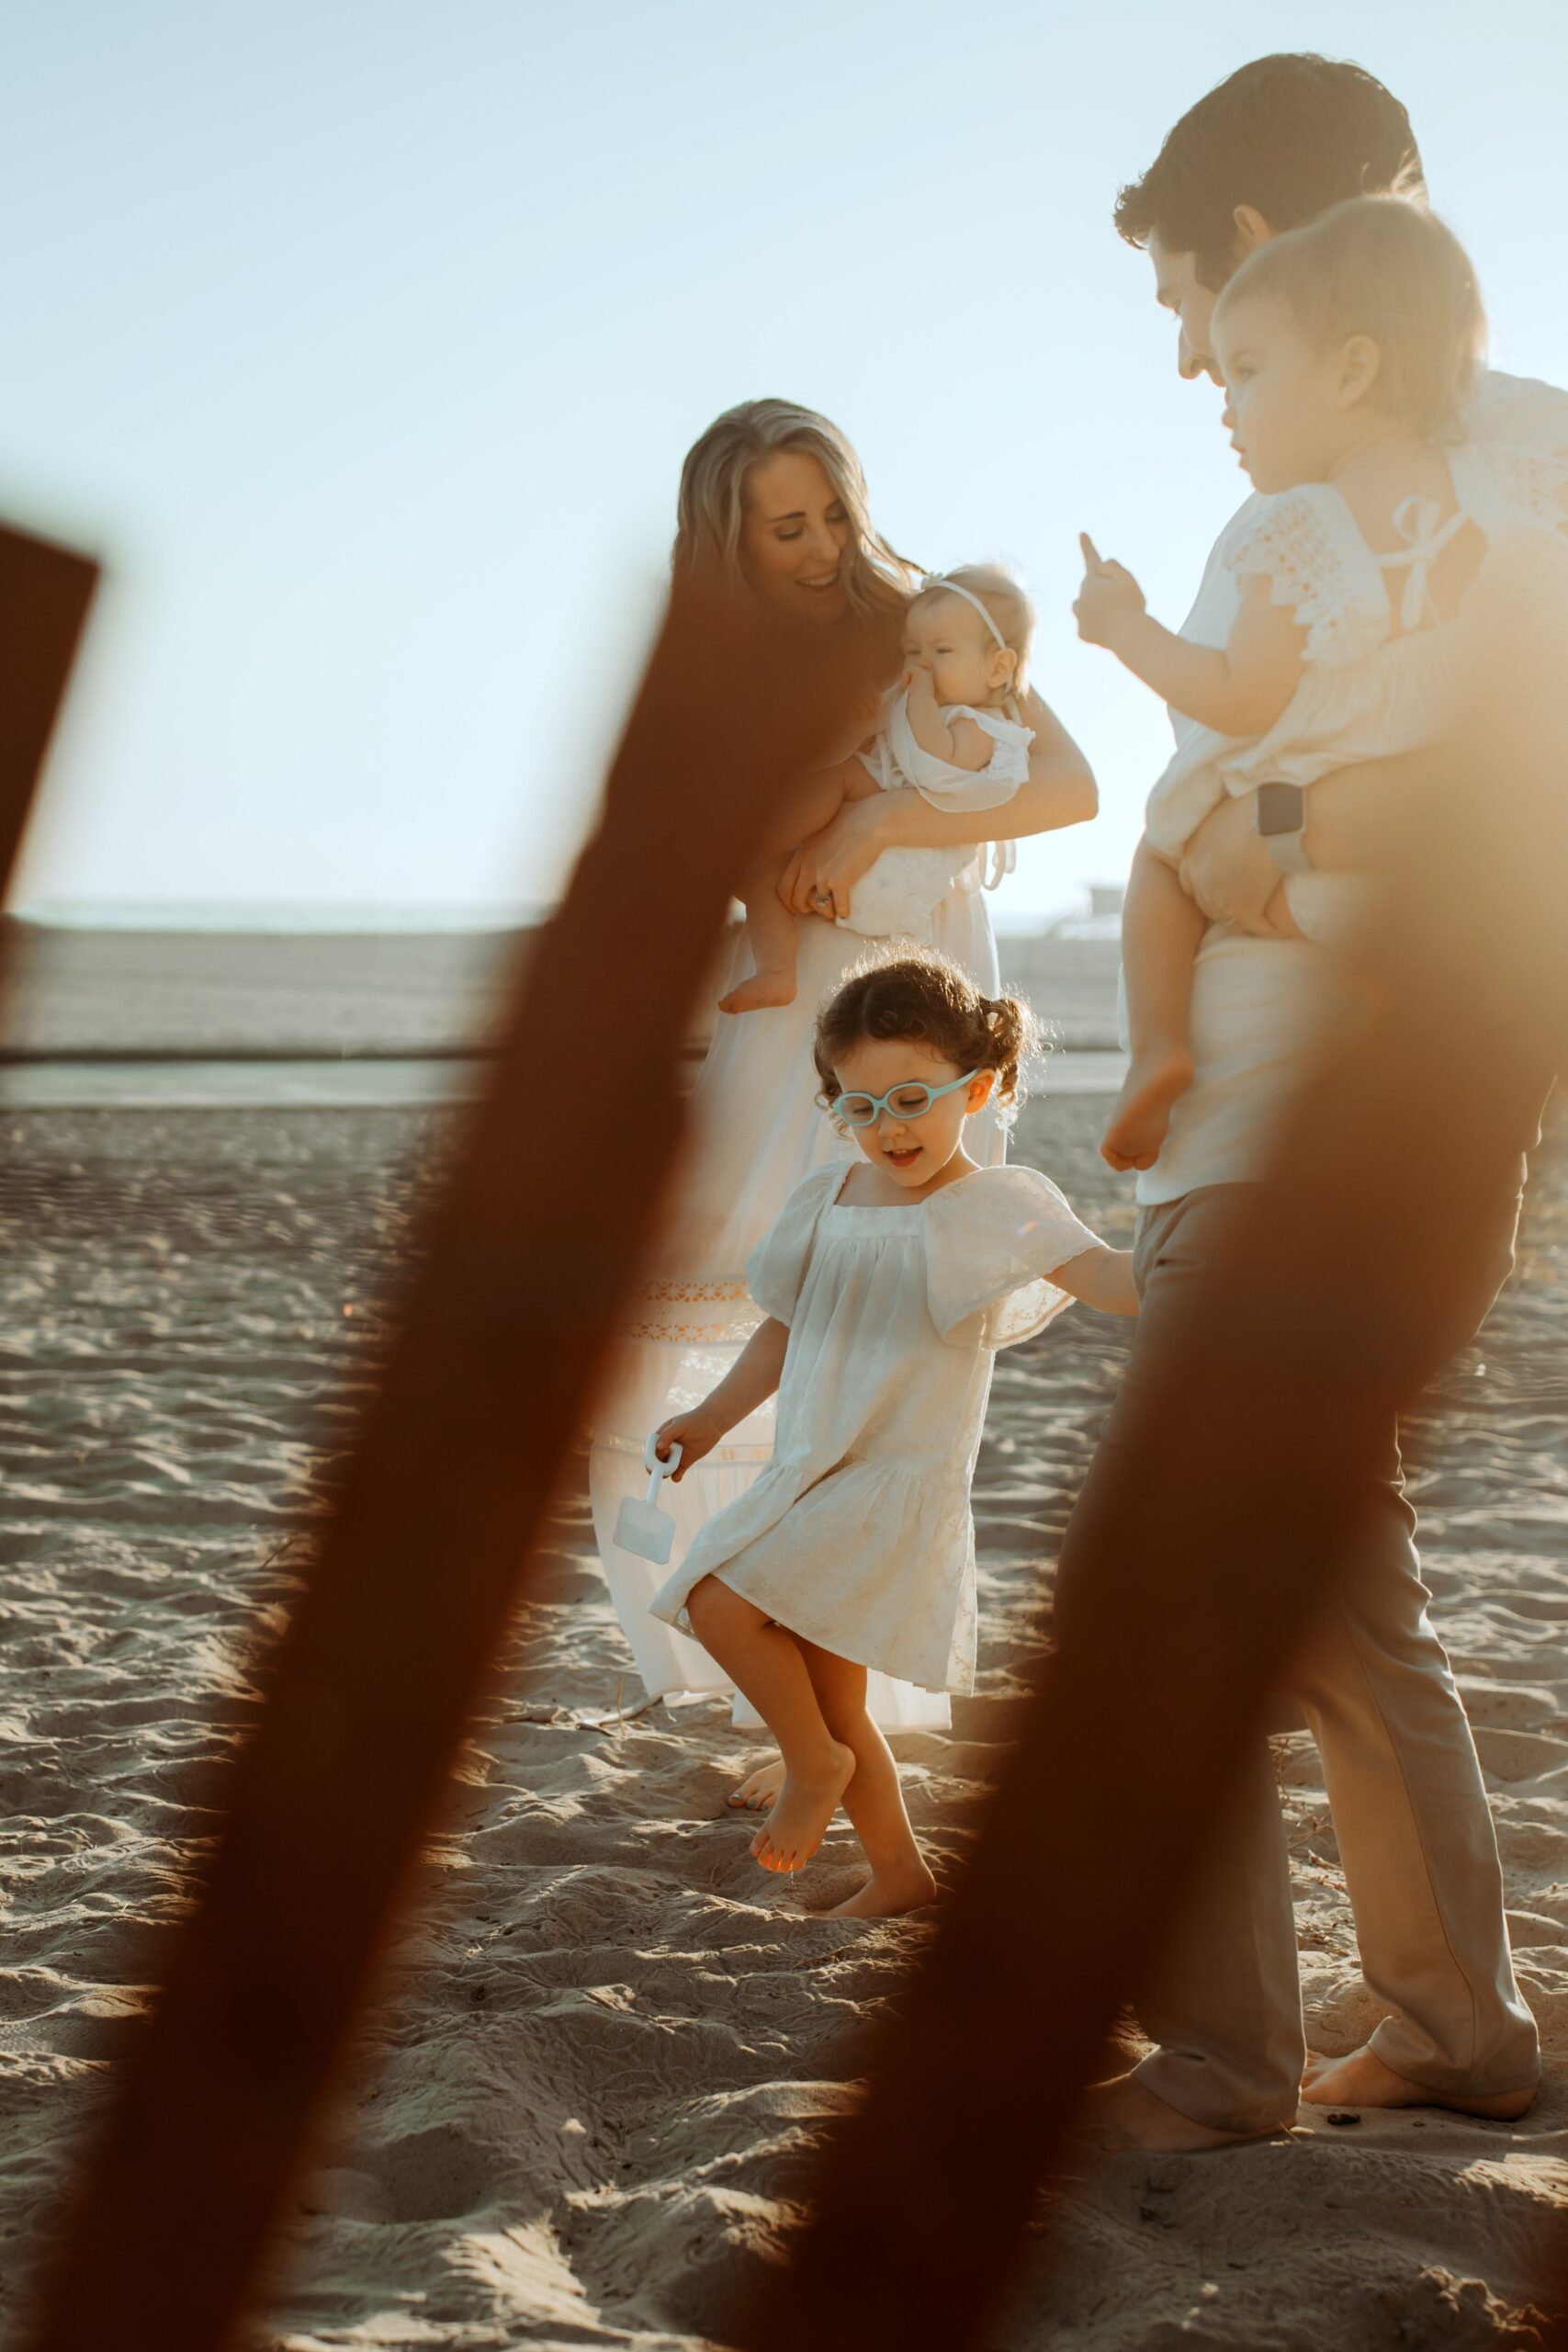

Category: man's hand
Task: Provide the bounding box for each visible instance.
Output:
[1074,533,1146,651]
[1179,792,1303,937]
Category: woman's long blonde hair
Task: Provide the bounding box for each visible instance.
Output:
[673,399,919,644]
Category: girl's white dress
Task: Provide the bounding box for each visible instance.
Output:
[1144,440,1568,940]
[588,787,1018,1729]
[649,1162,1100,1694]
[842,692,1032,944]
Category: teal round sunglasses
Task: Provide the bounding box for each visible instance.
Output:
[828,1067,983,1129]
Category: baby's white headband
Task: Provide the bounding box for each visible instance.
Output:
[919,573,1010,654]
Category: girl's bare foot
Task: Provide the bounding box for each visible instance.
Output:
[727,1758,784,1812]
[818,1860,938,1919]
[750,1744,854,1873]
[1072,2072,1281,2153]
[1302,2045,1537,2120]
[1100,1045,1195,1172]
[719,968,797,1016]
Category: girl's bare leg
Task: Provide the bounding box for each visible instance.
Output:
[717,762,855,1017]
[797,1642,937,1918]
[685,1577,853,1872]
[1101,837,1206,1173]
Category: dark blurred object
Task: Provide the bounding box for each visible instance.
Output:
[0,523,98,929]
[20,573,866,2352]
[744,537,1568,2350]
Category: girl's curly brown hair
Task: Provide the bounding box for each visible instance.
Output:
[814,952,1040,1132]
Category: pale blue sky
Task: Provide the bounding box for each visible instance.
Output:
[6,0,1566,927]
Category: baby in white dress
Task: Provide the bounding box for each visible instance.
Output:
[719,567,1033,1015]
[1074,196,1568,1174]
[650,951,1134,1917]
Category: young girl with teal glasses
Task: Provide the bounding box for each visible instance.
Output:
[649,953,1134,1917]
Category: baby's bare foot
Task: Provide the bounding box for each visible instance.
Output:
[1302,2045,1536,2120]
[719,968,797,1016]
[818,1860,938,1919]
[1071,2072,1280,2153]
[750,1745,854,1873]
[1100,1046,1195,1172]
[727,1758,784,1812]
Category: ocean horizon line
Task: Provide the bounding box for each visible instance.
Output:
[8,893,1101,939]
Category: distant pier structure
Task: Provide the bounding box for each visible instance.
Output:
[997,883,1123,1050]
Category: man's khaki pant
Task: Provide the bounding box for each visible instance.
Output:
[1054,1181,1541,2134]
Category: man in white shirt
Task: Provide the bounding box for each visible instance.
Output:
[1062,52,1562,2154]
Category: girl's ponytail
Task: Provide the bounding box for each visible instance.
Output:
[975,990,1034,1117]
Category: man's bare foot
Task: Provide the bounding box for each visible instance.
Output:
[1072,2071,1280,2154]
[1100,1046,1195,1172]
[750,1744,854,1873]
[727,1758,784,1812]
[1301,2044,1537,2120]
[818,1859,938,1919]
[719,968,797,1016]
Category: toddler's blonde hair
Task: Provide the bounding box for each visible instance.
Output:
[910,563,1034,695]
[1216,194,1485,442]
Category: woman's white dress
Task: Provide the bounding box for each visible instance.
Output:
[588,854,1010,1730]
[649,1163,1100,1692]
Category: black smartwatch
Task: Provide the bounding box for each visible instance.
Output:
[1254,781,1311,876]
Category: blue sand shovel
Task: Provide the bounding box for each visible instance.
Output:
[614,1433,683,1565]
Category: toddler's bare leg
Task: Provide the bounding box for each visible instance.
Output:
[684,1577,852,1873]
[717,763,855,1017]
[1102,837,1205,1173]
[797,1642,936,1918]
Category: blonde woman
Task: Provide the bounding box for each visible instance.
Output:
[589,398,1096,1805]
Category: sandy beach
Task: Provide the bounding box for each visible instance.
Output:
[1,1077,1565,2350]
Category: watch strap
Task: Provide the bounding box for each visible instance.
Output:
[1254,782,1312,876]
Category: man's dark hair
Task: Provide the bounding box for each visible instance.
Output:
[1115,53,1425,289]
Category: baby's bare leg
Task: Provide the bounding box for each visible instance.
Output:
[718,763,854,1017]
[797,1642,936,1919]
[684,1577,852,1874]
[720,857,803,1014]
[1101,837,1205,1174]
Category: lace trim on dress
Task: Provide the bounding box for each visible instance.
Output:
[1469,439,1568,529]
[594,1429,774,1463]
[616,1276,765,1346]
[1225,488,1387,671]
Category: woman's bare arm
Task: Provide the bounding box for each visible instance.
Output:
[776,693,1095,917]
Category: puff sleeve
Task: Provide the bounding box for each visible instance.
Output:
[1224,484,1387,670]
[923,1166,1104,1351]
[742,1162,842,1327]
[885,694,1032,813]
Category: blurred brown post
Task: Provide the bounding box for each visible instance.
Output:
[20,576,866,2352]
[0,522,99,947]
[744,564,1568,2348]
